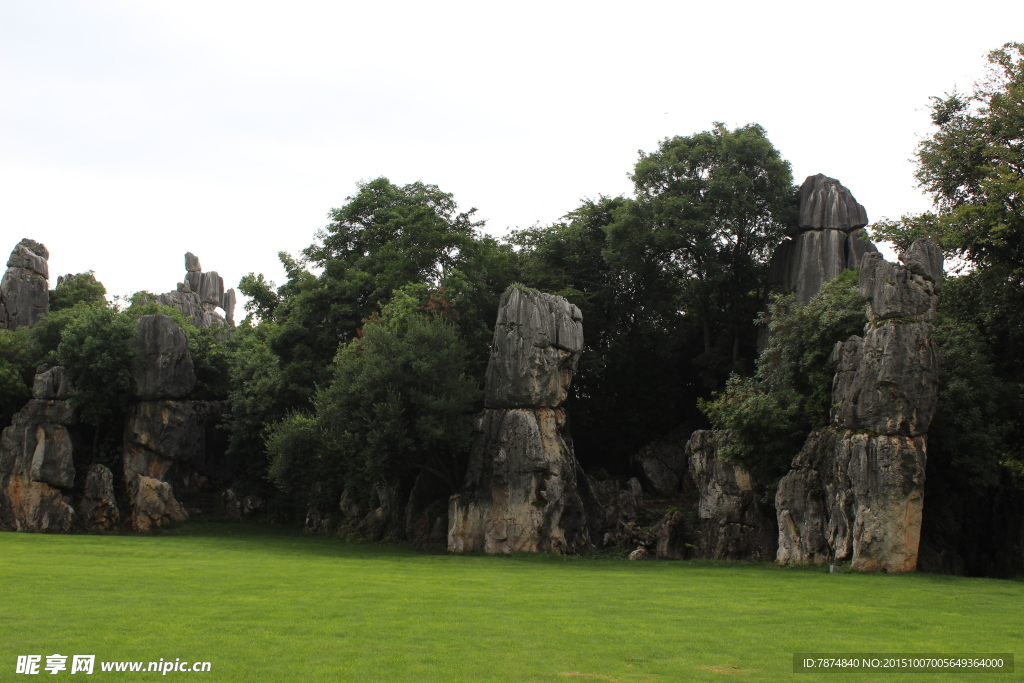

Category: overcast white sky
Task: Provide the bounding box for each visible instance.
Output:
[2,1,1021,308]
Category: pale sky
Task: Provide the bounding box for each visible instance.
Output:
[2,0,1021,308]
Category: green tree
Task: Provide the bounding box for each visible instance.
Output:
[266,285,480,514]
[0,326,37,427]
[611,123,796,379]
[871,42,1024,492]
[701,269,867,481]
[49,272,107,312]
[881,43,1023,270]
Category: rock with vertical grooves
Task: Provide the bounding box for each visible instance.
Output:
[0,380,78,533]
[0,239,50,330]
[687,430,778,561]
[222,288,236,326]
[132,315,196,400]
[766,228,878,305]
[776,240,941,572]
[449,287,590,554]
[139,253,234,329]
[859,248,941,321]
[651,510,690,560]
[32,366,71,400]
[830,322,940,436]
[128,475,187,531]
[796,173,869,233]
[776,429,927,572]
[484,287,584,409]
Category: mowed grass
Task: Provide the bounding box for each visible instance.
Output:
[1,524,1021,682]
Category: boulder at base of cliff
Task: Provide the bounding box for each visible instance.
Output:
[128,475,187,532]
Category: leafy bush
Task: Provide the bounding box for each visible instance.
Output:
[0,326,37,427]
[700,269,867,481]
[266,285,480,513]
[49,272,107,312]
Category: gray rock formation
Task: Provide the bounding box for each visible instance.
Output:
[776,240,942,572]
[580,474,658,550]
[687,430,778,561]
[766,228,878,305]
[776,430,927,571]
[128,475,187,532]
[630,430,689,497]
[80,464,120,531]
[140,253,235,329]
[759,175,878,351]
[650,510,690,560]
[449,287,590,554]
[132,315,196,400]
[796,174,869,233]
[0,239,50,330]
[484,287,584,409]
[0,372,78,533]
[33,365,70,400]
[123,315,199,530]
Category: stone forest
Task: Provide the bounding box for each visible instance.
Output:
[2,160,1021,580]
[3,65,1024,578]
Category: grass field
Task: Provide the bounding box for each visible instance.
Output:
[1,523,1021,682]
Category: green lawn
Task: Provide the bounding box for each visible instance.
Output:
[1,524,1020,682]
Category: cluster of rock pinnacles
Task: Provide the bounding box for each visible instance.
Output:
[1,175,942,572]
[448,174,940,571]
[0,249,242,533]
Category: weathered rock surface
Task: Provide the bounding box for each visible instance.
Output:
[830,323,940,436]
[32,365,71,400]
[630,430,689,497]
[860,246,942,321]
[0,475,76,533]
[687,430,777,561]
[0,239,50,330]
[132,315,196,400]
[140,253,235,329]
[122,317,205,531]
[125,401,204,465]
[484,288,584,409]
[0,383,78,533]
[759,175,877,352]
[128,475,187,531]
[449,287,590,554]
[651,510,690,560]
[776,240,941,572]
[796,173,869,233]
[776,430,927,572]
[80,464,120,531]
[766,228,877,305]
[580,474,644,548]
[449,407,590,553]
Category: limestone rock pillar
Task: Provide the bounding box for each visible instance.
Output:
[0,239,50,330]
[0,366,77,532]
[448,287,590,553]
[776,240,943,572]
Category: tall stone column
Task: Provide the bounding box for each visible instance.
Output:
[776,240,943,572]
[448,287,591,554]
[123,314,196,531]
[0,239,50,330]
